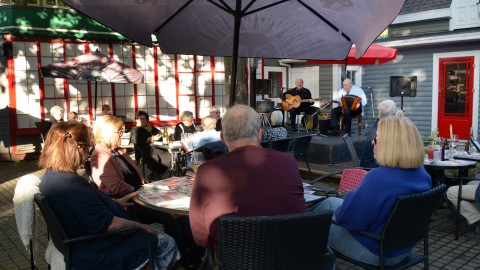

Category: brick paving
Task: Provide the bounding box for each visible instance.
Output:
[0,160,479,269]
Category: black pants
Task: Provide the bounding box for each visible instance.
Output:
[330,107,362,133]
[289,106,320,130]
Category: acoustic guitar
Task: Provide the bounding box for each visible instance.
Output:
[282,94,320,111]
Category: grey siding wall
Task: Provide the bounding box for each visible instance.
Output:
[362,43,480,139]
[389,19,450,37]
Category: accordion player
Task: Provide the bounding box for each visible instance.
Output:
[340,95,362,111]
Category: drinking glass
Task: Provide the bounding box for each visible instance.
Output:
[191,152,205,172]
[450,134,459,150]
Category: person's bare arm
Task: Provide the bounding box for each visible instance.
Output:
[107,216,158,235]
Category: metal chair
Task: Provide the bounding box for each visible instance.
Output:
[333,184,447,270]
[34,193,154,270]
[343,133,360,167]
[202,211,334,270]
[307,168,368,197]
[292,135,312,176]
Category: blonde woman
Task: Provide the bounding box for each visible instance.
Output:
[174,110,196,141]
[310,116,431,266]
[90,115,145,195]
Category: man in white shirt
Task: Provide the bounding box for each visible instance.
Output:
[329,78,367,135]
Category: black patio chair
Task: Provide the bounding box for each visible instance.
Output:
[201,210,334,270]
[343,133,360,167]
[292,135,312,176]
[34,193,154,270]
[333,184,447,270]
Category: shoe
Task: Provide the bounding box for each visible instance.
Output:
[464,224,480,240]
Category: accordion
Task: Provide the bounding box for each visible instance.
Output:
[340,95,362,111]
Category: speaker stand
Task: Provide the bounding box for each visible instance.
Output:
[400,96,404,111]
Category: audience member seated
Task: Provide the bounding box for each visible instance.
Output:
[131,110,170,180]
[49,105,64,124]
[262,127,288,143]
[102,104,113,116]
[209,106,222,131]
[67,111,78,123]
[37,121,180,270]
[446,179,480,239]
[190,105,307,250]
[174,110,197,141]
[188,116,221,150]
[360,100,403,168]
[90,115,204,267]
[310,116,431,266]
[90,115,144,195]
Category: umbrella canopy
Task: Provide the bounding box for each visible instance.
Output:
[307,44,398,65]
[40,49,143,119]
[62,0,405,105]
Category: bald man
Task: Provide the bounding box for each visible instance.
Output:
[281,78,320,132]
[329,78,367,136]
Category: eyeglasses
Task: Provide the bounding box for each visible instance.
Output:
[373,135,378,145]
[114,128,125,134]
[211,111,220,114]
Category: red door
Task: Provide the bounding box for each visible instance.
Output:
[437,57,474,140]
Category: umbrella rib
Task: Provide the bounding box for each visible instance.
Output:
[244,0,290,16]
[298,0,351,42]
[155,0,195,33]
[210,0,235,14]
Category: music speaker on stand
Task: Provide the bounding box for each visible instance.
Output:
[390,76,417,111]
[256,79,272,97]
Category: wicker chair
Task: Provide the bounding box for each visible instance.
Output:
[203,211,334,270]
[333,184,447,270]
[34,193,154,269]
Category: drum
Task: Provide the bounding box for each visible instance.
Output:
[340,95,361,111]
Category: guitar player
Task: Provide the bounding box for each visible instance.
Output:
[281,78,320,132]
[328,78,367,136]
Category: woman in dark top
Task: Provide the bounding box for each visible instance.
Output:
[38,121,180,270]
[174,110,197,141]
[131,110,170,179]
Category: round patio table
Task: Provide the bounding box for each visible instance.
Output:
[423,159,477,240]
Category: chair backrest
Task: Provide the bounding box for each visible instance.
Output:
[199,140,228,161]
[338,168,368,192]
[218,211,333,270]
[83,160,98,189]
[293,135,312,158]
[381,184,447,253]
[342,134,360,167]
[34,193,68,257]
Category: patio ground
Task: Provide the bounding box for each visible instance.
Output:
[0,159,479,269]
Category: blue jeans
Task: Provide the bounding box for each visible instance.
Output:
[309,197,407,266]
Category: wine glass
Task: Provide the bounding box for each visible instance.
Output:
[450,134,459,150]
[191,151,205,172]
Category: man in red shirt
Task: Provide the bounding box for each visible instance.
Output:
[189,104,307,248]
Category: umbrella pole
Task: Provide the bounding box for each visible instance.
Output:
[94,80,98,120]
[229,0,242,107]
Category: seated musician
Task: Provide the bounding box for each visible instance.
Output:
[281,78,320,132]
[329,78,367,136]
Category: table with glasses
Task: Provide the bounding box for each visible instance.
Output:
[424,158,477,239]
[134,177,193,217]
[134,176,325,217]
